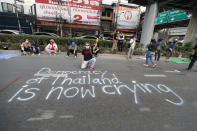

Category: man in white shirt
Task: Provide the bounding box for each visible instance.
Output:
[45,39,58,55]
[128,36,136,59]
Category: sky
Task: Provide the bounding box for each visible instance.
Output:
[102,0,146,12]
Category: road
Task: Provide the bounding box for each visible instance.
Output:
[0,53,197,131]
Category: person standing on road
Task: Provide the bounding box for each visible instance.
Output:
[91,37,100,57]
[128,36,136,60]
[166,39,176,59]
[118,32,124,52]
[45,39,58,55]
[81,42,96,70]
[112,30,118,53]
[155,39,163,61]
[188,44,197,70]
[144,39,157,68]
[67,41,77,58]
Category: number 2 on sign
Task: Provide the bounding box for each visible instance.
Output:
[73,15,82,23]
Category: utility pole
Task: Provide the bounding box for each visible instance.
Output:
[115,0,120,31]
[67,0,72,37]
[14,0,22,34]
[58,0,63,37]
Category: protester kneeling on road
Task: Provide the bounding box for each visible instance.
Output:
[21,39,34,55]
[81,42,96,70]
[45,39,58,55]
[67,41,77,58]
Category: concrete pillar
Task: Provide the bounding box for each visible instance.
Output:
[140,2,158,46]
[184,8,197,44]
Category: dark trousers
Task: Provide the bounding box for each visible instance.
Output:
[188,57,197,70]
[167,48,173,57]
[67,49,77,56]
[155,50,161,61]
[118,40,123,52]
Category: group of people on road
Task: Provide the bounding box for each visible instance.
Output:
[21,39,41,55]
[20,34,197,71]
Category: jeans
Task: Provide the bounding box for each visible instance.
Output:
[146,51,155,65]
[35,47,40,54]
[81,58,96,69]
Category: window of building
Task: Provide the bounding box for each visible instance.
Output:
[102,11,106,16]
[7,3,13,12]
[1,2,13,13]
[102,9,111,17]
[16,4,24,14]
[107,11,110,17]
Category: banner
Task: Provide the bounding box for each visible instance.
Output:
[35,0,102,25]
[117,6,140,30]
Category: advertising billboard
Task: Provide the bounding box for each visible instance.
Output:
[35,0,102,25]
[117,6,140,30]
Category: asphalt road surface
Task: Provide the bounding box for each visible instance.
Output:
[0,53,197,131]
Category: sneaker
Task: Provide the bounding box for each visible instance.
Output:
[144,64,149,67]
[90,67,95,70]
[31,53,34,56]
[152,64,157,68]
[38,53,40,56]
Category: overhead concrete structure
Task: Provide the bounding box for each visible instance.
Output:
[140,2,158,46]
[128,0,197,45]
[184,8,197,44]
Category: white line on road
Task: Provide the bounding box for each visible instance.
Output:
[144,74,166,77]
[34,73,68,77]
[165,70,181,73]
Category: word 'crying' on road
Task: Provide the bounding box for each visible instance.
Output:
[8,67,184,106]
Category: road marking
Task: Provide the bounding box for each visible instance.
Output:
[144,74,166,77]
[34,73,68,77]
[165,70,181,73]
[139,107,151,112]
[59,115,74,119]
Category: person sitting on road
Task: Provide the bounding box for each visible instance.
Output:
[67,41,77,58]
[21,39,33,55]
[81,42,96,70]
[45,39,58,55]
[32,40,41,55]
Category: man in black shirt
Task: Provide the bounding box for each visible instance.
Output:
[81,42,96,70]
[188,44,197,70]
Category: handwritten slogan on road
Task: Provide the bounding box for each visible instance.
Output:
[8,67,184,106]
